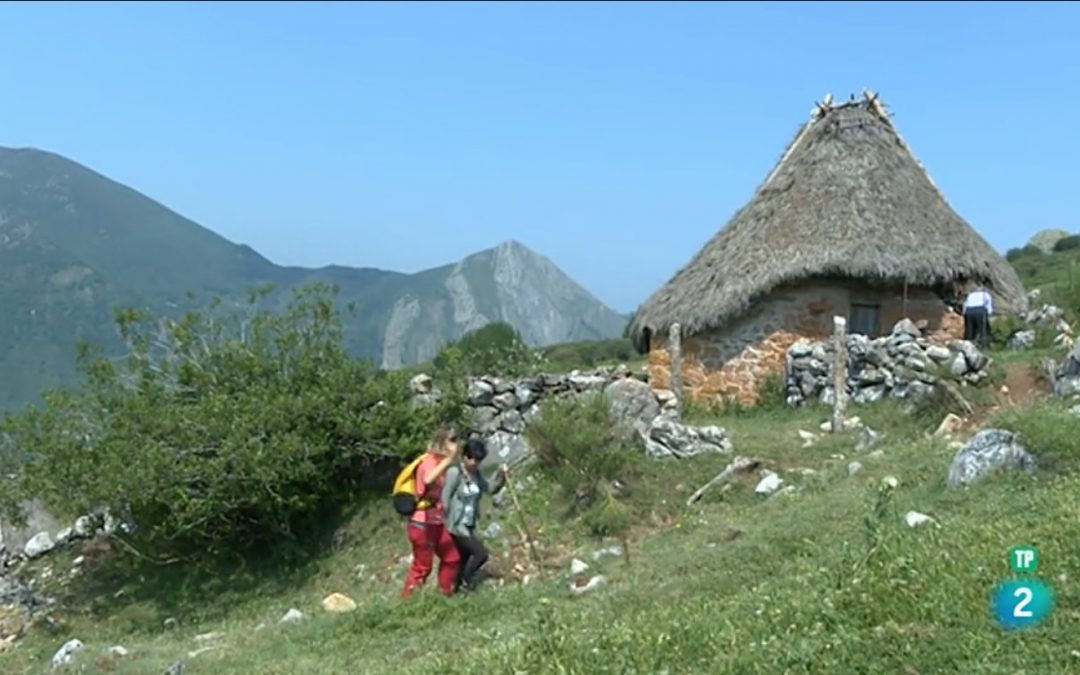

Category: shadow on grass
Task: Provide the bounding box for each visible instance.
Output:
[51,461,405,632]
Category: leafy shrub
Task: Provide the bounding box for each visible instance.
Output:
[0,283,439,567]
[524,393,635,537]
[1052,235,1080,252]
[1005,244,1044,262]
[537,338,637,372]
[433,322,537,378]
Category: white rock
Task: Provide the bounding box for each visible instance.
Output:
[24,531,55,558]
[73,516,94,538]
[51,638,84,668]
[904,511,936,528]
[55,527,73,543]
[882,476,900,489]
[754,472,784,495]
[280,608,304,624]
[591,545,623,561]
[107,645,129,657]
[570,558,589,575]
[569,575,607,594]
[194,631,224,643]
[848,462,863,476]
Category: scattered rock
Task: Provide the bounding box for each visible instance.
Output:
[934,413,965,439]
[321,593,357,613]
[280,608,305,624]
[1008,330,1035,351]
[848,462,863,476]
[754,471,784,495]
[569,575,606,595]
[904,511,937,528]
[107,645,129,657]
[946,429,1038,488]
[164,661,185,675]
[642,417,733,459]
[51,638,84,669]
[24,532,54,559]
[856,426,883,451]
[409,373,433,395]
[569,559,589,576]
[591,545,624,561]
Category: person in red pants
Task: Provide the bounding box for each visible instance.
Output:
[402,425,462,598]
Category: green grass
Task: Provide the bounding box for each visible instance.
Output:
[5,392,1079,673]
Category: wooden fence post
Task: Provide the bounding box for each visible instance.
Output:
[831,316,848,433]
[669,323,683,417]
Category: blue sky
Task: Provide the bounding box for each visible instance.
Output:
[1,1,1077,313]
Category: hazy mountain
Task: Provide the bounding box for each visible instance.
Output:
[0,146,627,410]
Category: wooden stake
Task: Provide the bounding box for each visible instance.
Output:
[686,456,762,506]
[832,316,848,434]
[669,323,683,418]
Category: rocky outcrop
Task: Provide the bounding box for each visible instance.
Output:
[411,366,734,465]
[784,319,991,407]
[379,241,628,369]
[1049,343,1080,400]
[946,429,1038,488]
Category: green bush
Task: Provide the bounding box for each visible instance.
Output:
[1052,234,1080,252]
[433,322,537,378]
[523,393,635,537]
[1005,244,1044,262]
[0,283,440,567]
[537,338,637,372]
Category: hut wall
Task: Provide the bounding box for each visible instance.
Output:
[647,281,963,405]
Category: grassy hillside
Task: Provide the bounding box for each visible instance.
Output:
[2,357,1077,673]
[1007,235,1080,313]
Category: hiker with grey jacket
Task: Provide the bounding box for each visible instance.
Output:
[441,438,508,592]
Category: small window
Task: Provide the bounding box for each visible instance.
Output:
[849,303,881,337]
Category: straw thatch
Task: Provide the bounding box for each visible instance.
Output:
[629,91,1027,352]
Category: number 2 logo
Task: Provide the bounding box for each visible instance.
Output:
[1013,587,1033,618]
[993,579,1051,630]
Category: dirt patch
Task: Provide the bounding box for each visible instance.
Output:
[998,361,1052,407]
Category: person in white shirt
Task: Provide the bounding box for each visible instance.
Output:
[962,286,993,348]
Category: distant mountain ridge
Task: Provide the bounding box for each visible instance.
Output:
[0,146,627,410]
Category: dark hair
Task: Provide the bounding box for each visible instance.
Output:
[464,438,488,462]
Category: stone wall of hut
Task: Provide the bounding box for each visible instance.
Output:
[647,280,964,405]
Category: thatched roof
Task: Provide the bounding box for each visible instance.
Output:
[629,91,1027,352]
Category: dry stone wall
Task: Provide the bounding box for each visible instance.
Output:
[410,366,735,464]
[785,318,991,407]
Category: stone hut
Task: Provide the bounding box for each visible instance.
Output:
[627,91,1028,405]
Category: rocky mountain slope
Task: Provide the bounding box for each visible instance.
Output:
[0,146,626,410]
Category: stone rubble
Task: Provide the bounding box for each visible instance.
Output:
[1006,303,1073,351]
[784,319,991,407]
